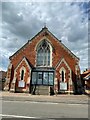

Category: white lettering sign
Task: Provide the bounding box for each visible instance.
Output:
[60,82,67,90]
[18,81,25,87]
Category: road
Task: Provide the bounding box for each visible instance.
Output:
[2,100,88,119]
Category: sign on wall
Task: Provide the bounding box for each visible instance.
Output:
[60,82,67,90]
[18,81,25,87]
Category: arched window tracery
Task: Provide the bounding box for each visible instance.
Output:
[37,40,51,66]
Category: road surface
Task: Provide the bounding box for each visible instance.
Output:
[2,100,88,119]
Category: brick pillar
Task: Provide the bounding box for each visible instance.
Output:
[10,82,16,92]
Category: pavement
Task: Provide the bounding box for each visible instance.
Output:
[0,91,89,104]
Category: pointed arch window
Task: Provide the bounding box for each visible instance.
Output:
[62,71,64,82]
[60,67,66,82]
[37,40,51,66]
[21,70,24,80]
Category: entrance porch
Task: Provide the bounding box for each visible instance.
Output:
[30,67,55,95]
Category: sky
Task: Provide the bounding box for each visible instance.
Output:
[1,1,89,73]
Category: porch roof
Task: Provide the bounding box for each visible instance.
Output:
[32,67,55,72]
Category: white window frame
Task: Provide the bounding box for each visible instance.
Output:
[36,38,52,67]
[20,66,26,81]
[60,67,66,82]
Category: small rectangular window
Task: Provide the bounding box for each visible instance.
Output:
[32,72,37,84]
[37,72,42,84]
[43,72,48,85]
[49,72,54,85]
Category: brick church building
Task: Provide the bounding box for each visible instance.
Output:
[4,26,82,95]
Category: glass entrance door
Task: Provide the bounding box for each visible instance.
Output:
[31,71,54,86]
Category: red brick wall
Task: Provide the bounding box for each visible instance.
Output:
[14,59,31,91]
[11,32,77,68]
[9,30,79,92]
[56,62,70,80]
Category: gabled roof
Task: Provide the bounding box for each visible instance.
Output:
[81,69,90,80]
[15,57,32,70]
[82,69,90,75]
[55,57,70,69]
[84,73,90,80]
[9,26,79,61]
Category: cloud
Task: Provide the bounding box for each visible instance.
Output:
[1,2,88,72]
